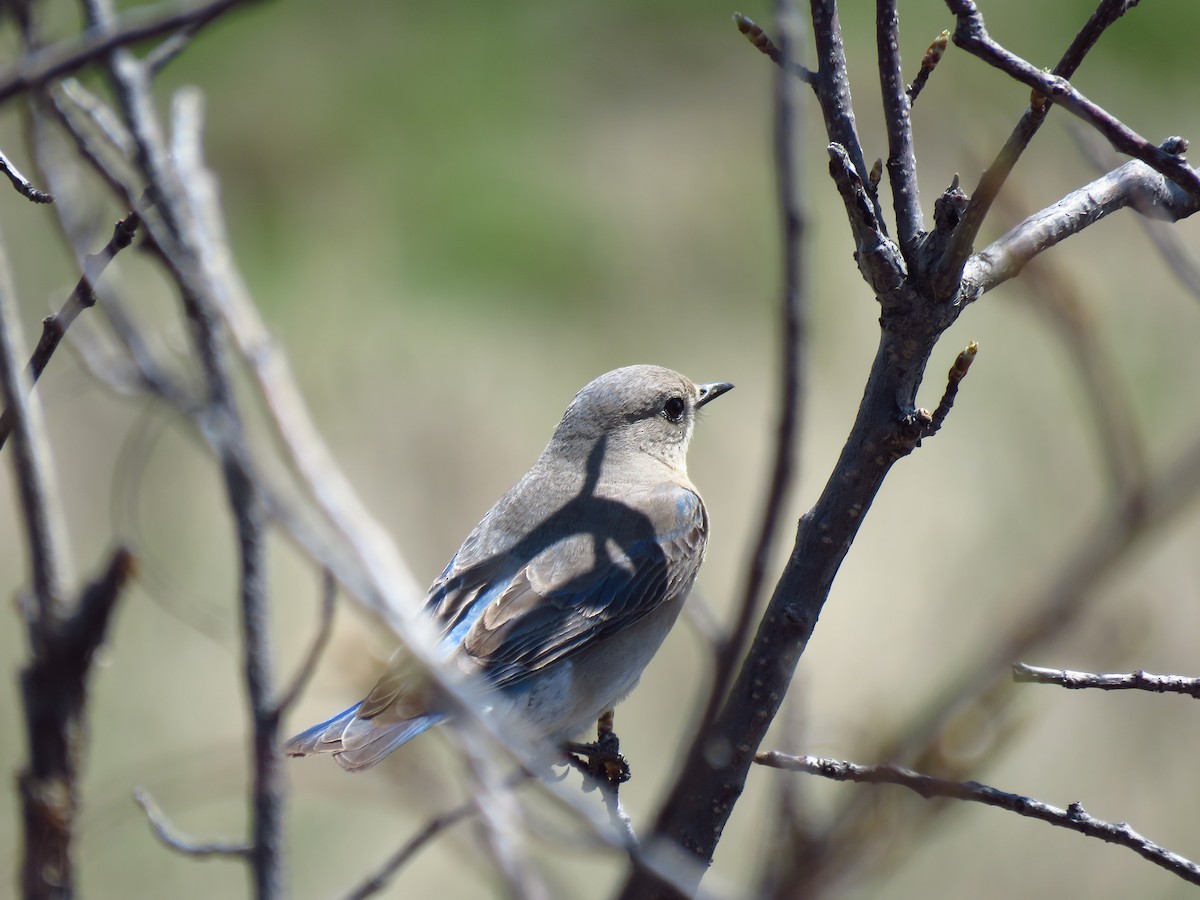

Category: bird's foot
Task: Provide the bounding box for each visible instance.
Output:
[565,729,631,790]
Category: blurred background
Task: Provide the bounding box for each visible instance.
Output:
[2,0,1200,897]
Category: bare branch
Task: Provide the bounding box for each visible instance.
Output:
[0,212,141,451]
[0,212,69,646]
[134,788,251,859]
[756,752,1200,887]
[963,159,1200,296]
[0,148,52,202]
[763,753,1200,888]
[1014,664,1200,698]
[0,0,261,105]
[937,0,1152,295]
[945,0,1200,199]
[827,142,906,292]
[696,0,808,767]
[342,801,478,900]
[876,0,922,257]
[809,0,886,228]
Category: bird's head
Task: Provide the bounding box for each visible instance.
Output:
[549,365,733,473]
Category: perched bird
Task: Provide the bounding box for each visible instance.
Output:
[285,365,732,772]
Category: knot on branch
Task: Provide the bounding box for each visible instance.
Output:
[1161,136,1189,156]
[933,175,969,234]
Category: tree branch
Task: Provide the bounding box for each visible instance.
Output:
[963,158,1200,297]
[936,0,1142,294]
[1013,664,1200,698]
[755,752,1200,887]
[134,788,251,859]
[876,0,922,258]
[0,148,52,202]
[0,212,141,451]
[0,0,260,105]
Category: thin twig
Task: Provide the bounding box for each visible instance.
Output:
[0,212,141,451]
[0,0,260,105]
[0,148,53,202]
[342,801,478,900]
[755,751,1200,887]
[133,788,251,859]
[926,341,977,435]
[1014,664,1200,698]
[905,30,948,104]
[733,13,816,83]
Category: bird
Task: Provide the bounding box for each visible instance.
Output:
[284,364,732,773]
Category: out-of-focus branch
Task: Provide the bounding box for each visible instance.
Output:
[688,0,808,789]
[755,752,1200,887]
[875,0,922,258]
[936,0,1141,294]
[15,545,136,898]
[0,212,141,451]
[0,0,259,105]
[342,800,479,900]
[1013,664,1200,698]
[734,13,816,84]
[78,0,283,885]
[134,788,251,858]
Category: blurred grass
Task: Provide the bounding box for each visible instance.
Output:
[1,1,1200,898]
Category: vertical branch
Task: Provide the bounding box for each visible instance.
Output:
[809,0,886,230]
[876,0,922,258]
[76,0,284,890]
[619,1,809,897]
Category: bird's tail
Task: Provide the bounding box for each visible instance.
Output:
[284,703,443,773]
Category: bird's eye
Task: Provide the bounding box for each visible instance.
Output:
[662,396,687,423]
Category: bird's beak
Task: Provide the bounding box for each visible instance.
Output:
[695,381,734,408]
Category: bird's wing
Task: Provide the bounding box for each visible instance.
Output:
[460,486,707,688]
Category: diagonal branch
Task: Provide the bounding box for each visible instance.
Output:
[756,752,1200,888]
[0,212,141,451]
